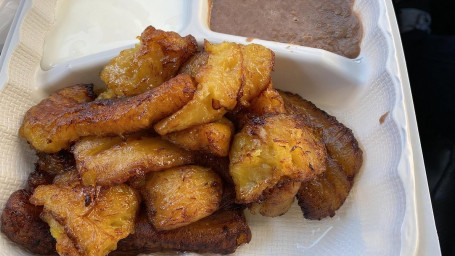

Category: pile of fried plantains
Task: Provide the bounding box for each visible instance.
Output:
[1,26,362,256]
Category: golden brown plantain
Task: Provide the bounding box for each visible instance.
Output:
[126,175,147,191]
[73,135,195,187]
[1,190,56,255]
[142,165,223,231]
[233,87,292,216]
[1,189,246,256]
[100,26,197,97]
[178,51,209,78]
[30,183,140,256]
[249,179,301,217]
[279,90,363,177]
[248,85,285,115]
[238,44,274,107]
[229,114,327,204]
[155,42,275,135]
[297,156,352,219]
[40,212,80,255]
[20,74,196,153]
[179,43,273,108]
[19,83,96,152]
[278,91,362,219]
[163,117,234,156]
[112,210,251,255]
[154,41,243,134]
[229,84,286,129]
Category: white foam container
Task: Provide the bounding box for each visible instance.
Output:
[0,0,440,255]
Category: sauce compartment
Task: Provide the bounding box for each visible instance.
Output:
[209,0,362,59]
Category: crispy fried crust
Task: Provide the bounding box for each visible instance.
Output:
[143,165,223,231]
[52,169,80,185]
[40,212,80,256]
[279,91,363,177]
[163,117,235,156]
[298,156,352,219]
[1,190,56,255]
[278,90,363,219]
[248,85,285,115]
[249,179,301,217]
[112,210,251,255]
[238,44,274,107]
[26,170,54,193]
[19,84,96,152]
[178,51,209,78]
[229,84,286,130]
[154,41,243,135]
[101,26,197,97]
[229,86,296,216]
[155,42,275,135]
[184,44,274,118]
[73,135,195,187]
[30,183,140,256]
[20,75,196,153]
[36,150,76,176]
[229,114,327,204]
[1,189,247,256]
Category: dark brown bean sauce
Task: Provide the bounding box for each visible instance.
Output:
[209,0,362,58]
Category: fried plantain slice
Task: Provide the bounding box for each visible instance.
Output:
[40,212,80,255]
[112,209,251,255]
[178,51,209,78]
[179,43,274,108]
[1,189,56,255]
[19,84,96,152]
[297,156,352,219]
[163,117,234,156]
[248,84,285,115]
[1,189,246,256]
[154,41,243,135]
[73,135,195,187]
[238,43,274,107]
[278,91,363,219]
[30,183,140,256]
[143,165,223,231]
[279,90,363,177]
[231,86,292,217]
[249,179,301,217]
[20,74,196,153]
[229,114,327,204]
[100,26,197,97]
[229,84,286,130]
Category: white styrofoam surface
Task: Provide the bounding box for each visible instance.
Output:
[0,0,440,255]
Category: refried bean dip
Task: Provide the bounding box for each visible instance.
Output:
[209,0,362,58]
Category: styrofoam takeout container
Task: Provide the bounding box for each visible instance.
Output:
[0,0,440,255]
